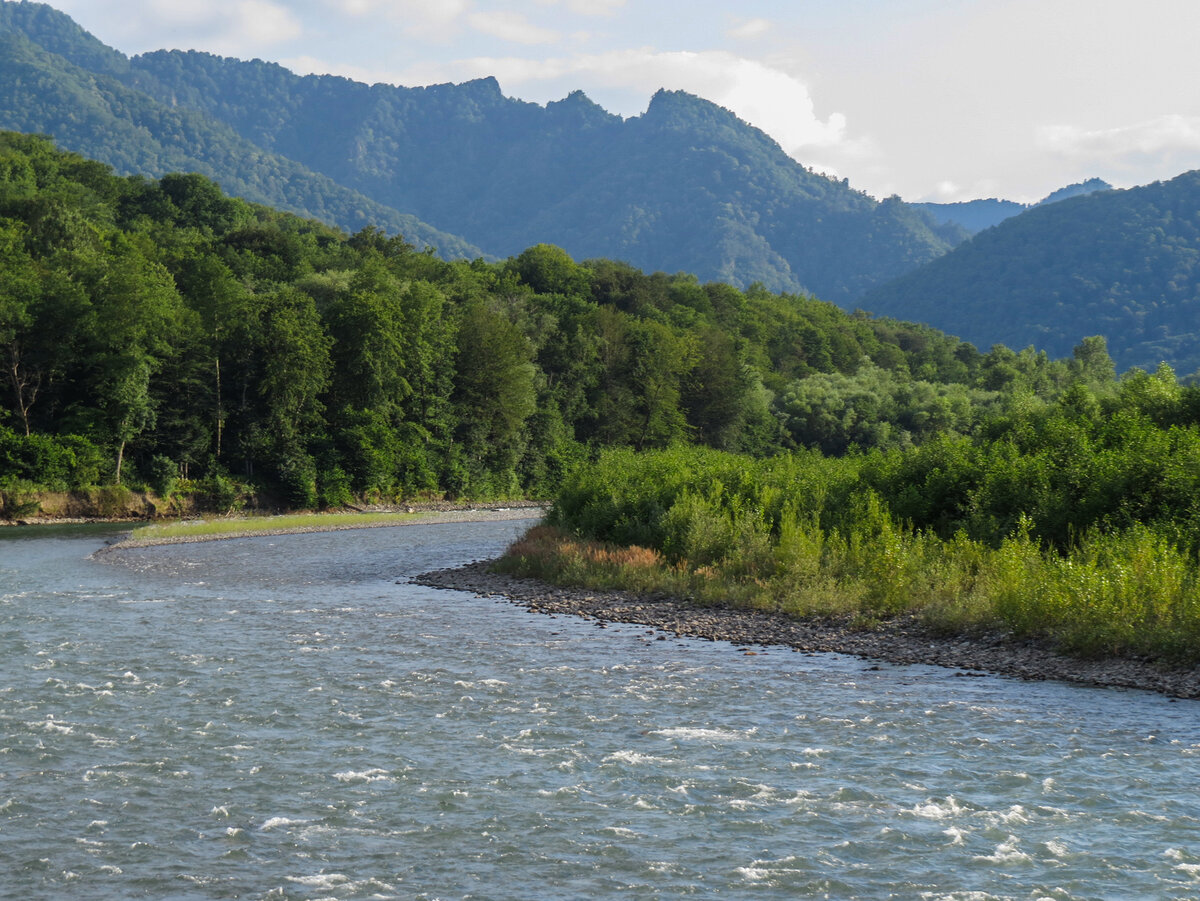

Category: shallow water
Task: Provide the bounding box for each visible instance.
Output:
[2,520,1199,900]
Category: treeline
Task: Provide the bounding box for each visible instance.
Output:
[0,132,1151,513]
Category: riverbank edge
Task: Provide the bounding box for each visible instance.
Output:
[415,560,1200,700]
[94,503,548,550]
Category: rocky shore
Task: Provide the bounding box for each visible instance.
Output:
[417,560,1200,700]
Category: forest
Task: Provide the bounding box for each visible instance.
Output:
[0,131,1050,508]
[863,170,1200,374]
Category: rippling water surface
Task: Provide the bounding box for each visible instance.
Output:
[2,520,1199,900]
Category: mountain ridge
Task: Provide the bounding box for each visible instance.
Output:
[0,0,959,299]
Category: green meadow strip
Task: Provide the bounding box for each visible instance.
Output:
[128,511,422,542]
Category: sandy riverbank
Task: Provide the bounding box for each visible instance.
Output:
[416,560,1200,701]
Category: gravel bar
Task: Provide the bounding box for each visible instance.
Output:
[416,560,1200,701]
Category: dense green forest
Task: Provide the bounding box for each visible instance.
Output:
[0,2,485,259]
[864,171,1200,374]
[0,0,960,300]
[0,130,1123,511]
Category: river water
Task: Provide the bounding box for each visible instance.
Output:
[2,519,1199,900]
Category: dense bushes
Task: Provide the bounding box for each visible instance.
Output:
[0,425,104,489]
[531,391,1200,662]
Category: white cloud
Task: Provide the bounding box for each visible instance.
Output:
[280,55,385,84]
[319,0,469,37]
[467,10,560,45]
[532,0,626,15]
[50,0,303,53]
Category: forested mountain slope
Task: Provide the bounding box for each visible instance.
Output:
[0,2,484,258]
[862,171,1200,375]
[0,0,959,300]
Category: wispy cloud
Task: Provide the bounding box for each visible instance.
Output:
[1038,115,1200,159]
[319,0,469,39]
[467,10,560,45]
[54,0,303,54]
[728,17,771,40]
[533,0,626,14]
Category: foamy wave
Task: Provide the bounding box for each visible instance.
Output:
[286,873,350,888]
[603,750,672,766]
[1044,839,1069,857]
[260,816,307,831]
[973,835,1030,864]
[912,796,966,819]
[332,768,392,783]
[653,726,756,742]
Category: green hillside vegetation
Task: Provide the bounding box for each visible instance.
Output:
[0,1,959,300]
[863,171,1200,375]
[0,3,484,259]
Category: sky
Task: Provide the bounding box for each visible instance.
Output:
[31,0,1200,203]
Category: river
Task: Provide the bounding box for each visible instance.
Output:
[2,519,1199,899]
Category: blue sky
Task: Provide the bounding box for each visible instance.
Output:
[33,0,1200,203]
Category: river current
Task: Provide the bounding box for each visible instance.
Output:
[2,519,1199,900]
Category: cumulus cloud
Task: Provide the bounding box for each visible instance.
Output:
[400,49,854,157]
[1036,115,1200,185]
[533,0,627,14]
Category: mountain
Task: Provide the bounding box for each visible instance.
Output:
[0,0,959,300]
[913,178,1113,237]
[861,171,1200,374]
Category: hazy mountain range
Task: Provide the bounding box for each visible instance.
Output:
[913,178,1112,235]
[0,0,962,302]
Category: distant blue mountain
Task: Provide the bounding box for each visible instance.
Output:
[913,178,1112,237]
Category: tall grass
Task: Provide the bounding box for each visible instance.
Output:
[501,446,1200,664]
